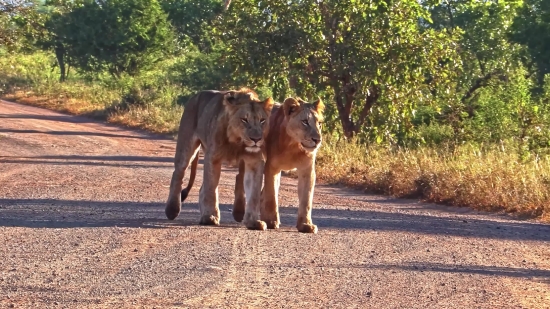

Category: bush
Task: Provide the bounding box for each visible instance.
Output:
[49,0,175,77]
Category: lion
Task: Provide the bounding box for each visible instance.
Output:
[233,97,324,233]
[165,88,275,230]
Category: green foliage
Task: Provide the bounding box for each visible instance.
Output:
[1,0,52,52]
[3,0,550,155]
[218,0,461,141]
[161,0,223,52]
[49,0,175,77]
[510,0,550,85]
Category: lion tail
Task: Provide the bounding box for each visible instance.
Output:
[181,153,199,202]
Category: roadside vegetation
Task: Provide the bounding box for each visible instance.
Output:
[1,0,549,220]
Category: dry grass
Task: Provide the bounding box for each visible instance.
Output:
[317,138,550,221]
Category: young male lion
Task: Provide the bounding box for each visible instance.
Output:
[165,89,274,230]
[233,97,324,233]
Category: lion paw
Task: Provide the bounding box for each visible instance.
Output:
[245,220,267,231]
[261,212,279,229]
[265,220,280,229]
[165,202,181,220]
[199,215,220,226]
[297,223,318,234]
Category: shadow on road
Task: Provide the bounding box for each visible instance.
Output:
[0,155,239,172]
[0,198,195,229]
[0,198,549,243]
[279,205,550,242]
[263,261,550,284]
[0,128,166,141]
[0,155,177,169]
[388,262,550,284]
[1,199,548,284]
[0,113,101,125]
[0,113,174,141]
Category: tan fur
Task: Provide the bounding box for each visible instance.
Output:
[234,97,324,233]
[166,88,274,230]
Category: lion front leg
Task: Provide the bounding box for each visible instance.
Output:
[296,164,318,233]
[198,154,222,226]
[232,160,246,222]
[242,159,267,231]
[261,164,281,229]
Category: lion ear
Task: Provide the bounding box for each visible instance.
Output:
[312,97,324,114]
[283,97,301,116]
[223,91,242,113]
[263,97,275,114]
[223,91,238,106]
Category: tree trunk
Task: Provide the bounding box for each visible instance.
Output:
[54,43,66,82]
[224,0,231,10]
[334,91,356,139]
[332,81,380,139]
[332,76,358,139]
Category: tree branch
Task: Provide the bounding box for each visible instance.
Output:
[355,85,379,131]
[461,71,506,103]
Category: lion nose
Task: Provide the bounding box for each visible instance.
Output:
[250,137,261,143]
[312,138,320,145]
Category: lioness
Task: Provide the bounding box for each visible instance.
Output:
[165,89,274,230]
[233,97,324,233]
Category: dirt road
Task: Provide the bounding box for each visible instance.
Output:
[0,100,549,308]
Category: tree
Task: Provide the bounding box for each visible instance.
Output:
[0,0,43,51]
[218,0,460,141]
[425,0,524,138]
[161,0,223,53]
[510,0,550,86]
[50,0,175,78]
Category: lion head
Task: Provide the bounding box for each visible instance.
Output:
[282,97,324,152]
[223,88,275,153]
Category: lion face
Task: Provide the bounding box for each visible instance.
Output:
[223,91,275,153]
[282,97,324,153]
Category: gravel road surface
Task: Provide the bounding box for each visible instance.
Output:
[0,100,549,308]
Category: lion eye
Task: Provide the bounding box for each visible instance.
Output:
[302,120,309,126]
[241,118,248,124]
[260,118,266,124]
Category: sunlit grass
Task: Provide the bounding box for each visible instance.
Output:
[317,138,550,221]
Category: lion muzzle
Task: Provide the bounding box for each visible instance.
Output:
[301,138,321,152]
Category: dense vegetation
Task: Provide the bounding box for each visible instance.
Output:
[1,0,549,220]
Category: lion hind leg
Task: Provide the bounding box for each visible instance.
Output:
[165,138,200,220]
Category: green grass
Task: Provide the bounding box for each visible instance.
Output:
[2,51,549,221]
